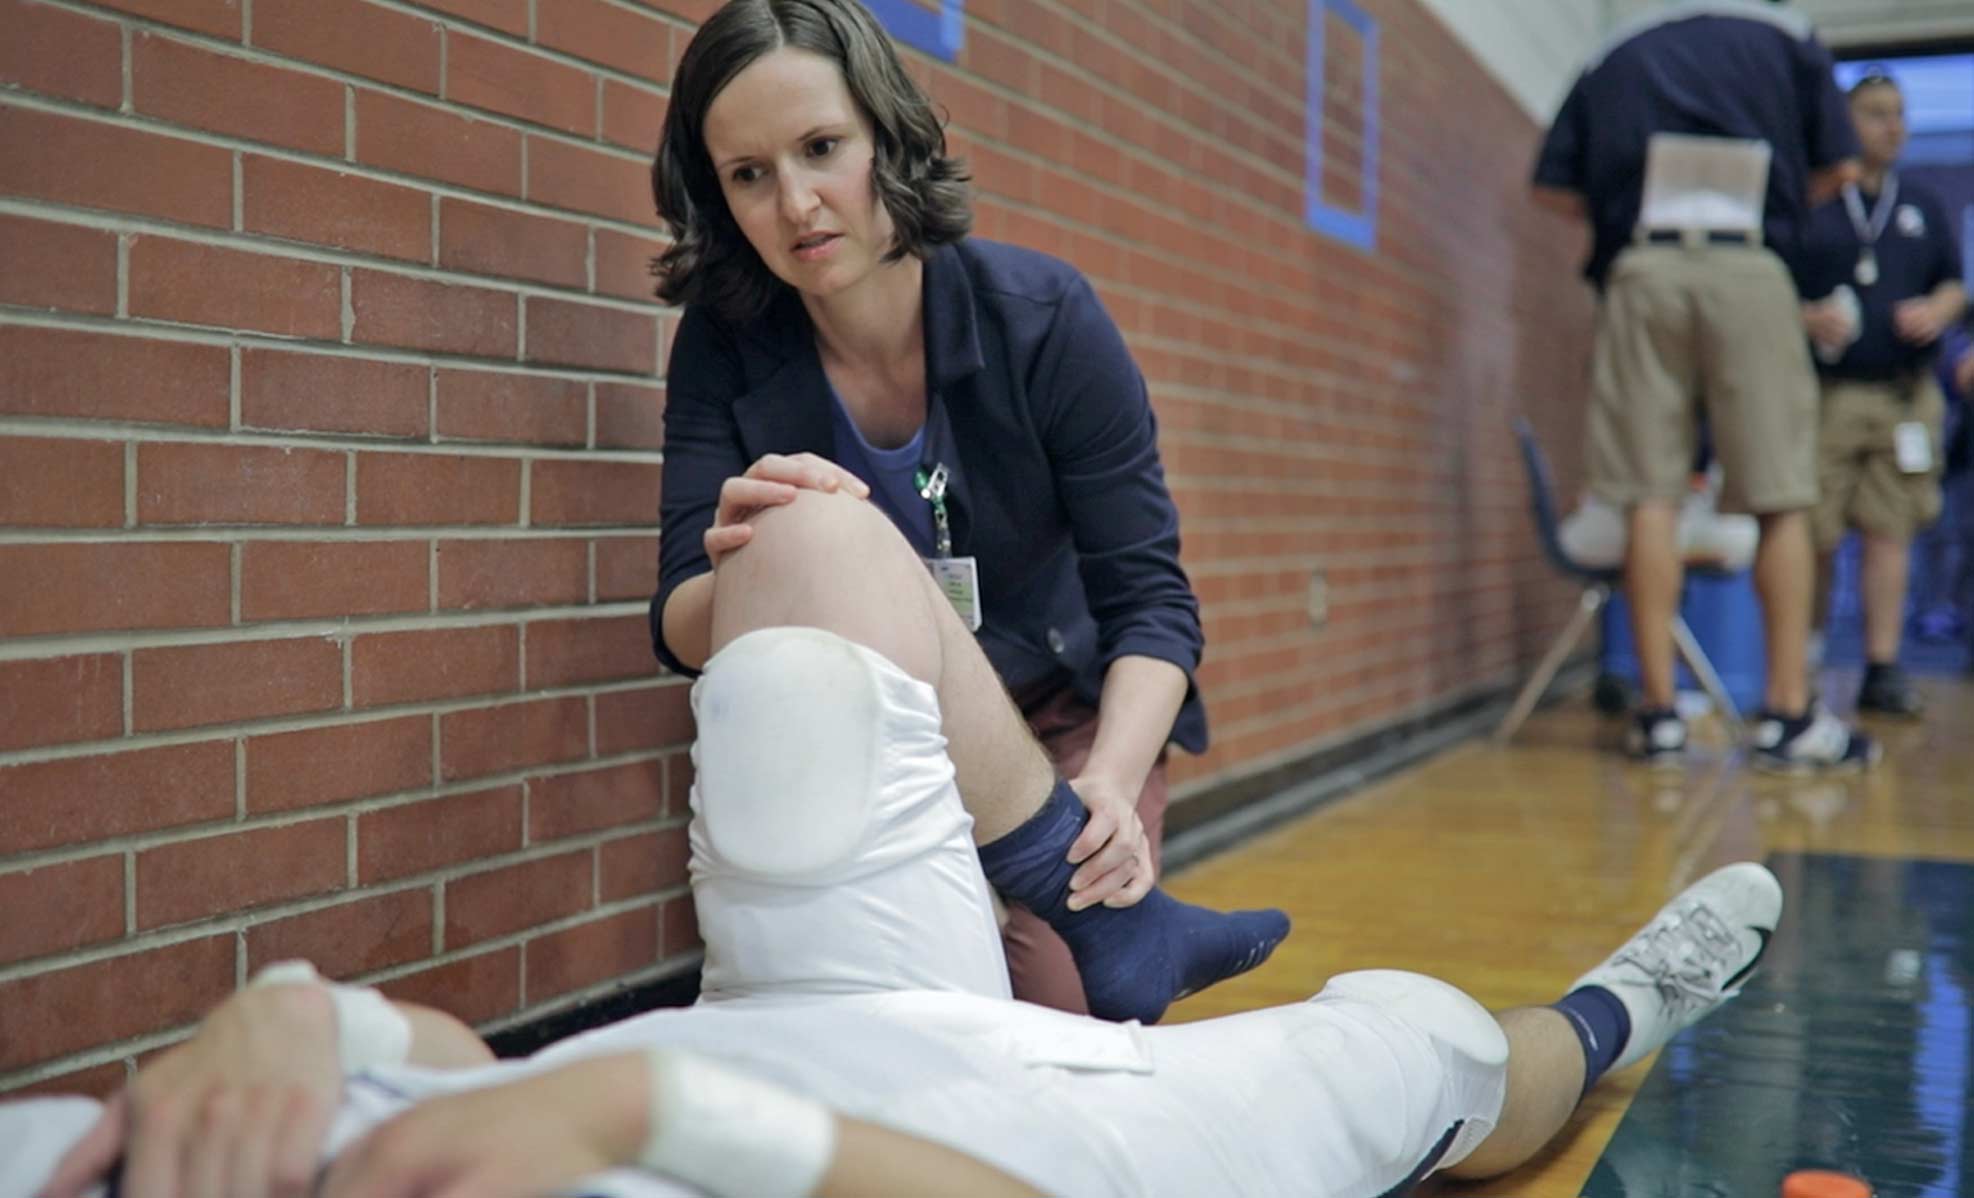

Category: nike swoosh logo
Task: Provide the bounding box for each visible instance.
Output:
[1723,926,1772,991]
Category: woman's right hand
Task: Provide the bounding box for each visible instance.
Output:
[706,453,870,564]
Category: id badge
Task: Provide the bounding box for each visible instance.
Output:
[926,556,982,630]
[1894,421,1933,474]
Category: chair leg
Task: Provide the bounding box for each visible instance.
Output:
[1497,585,1608,743]
[1670,614,1743,739]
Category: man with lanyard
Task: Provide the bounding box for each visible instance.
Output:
[1800,69,1968,716]
[1532,0,1877,772]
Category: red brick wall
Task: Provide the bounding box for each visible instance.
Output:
[0,0,1592,1091]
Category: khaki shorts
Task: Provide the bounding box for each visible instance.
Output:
[1589,245,1819,515]
[1812,374,1946,549]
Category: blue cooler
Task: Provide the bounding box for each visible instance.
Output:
[1600,570,1767,713]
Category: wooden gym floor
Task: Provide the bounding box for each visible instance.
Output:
[1165,666,1974,1197]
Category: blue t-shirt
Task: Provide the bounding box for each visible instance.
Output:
[827,387,936,555]
[1533,1,1856,288]
[1799,181,1962,380]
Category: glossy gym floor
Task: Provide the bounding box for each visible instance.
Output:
[1167,667,1974,1198]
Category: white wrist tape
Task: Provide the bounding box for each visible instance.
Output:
[250,960,413,1076]
[638,1047,836,1198]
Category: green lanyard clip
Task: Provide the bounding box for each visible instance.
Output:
[915,463,953,557]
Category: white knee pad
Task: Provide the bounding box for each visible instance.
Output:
[693,628,879,880]
[1318,970,1509,1070]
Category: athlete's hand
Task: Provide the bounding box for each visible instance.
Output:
[1066,773,1155,910]
[706,454,870,565]
[39,984,341,1198]
[322,1054,646,1198]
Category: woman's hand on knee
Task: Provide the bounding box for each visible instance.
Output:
[707,454,870,565]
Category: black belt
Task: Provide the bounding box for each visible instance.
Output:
[1639,228,1759,246]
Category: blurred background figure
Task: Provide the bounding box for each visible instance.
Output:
[1532,0,1876,772]
[1798,69,1967,717]
[1909,321,1973,662]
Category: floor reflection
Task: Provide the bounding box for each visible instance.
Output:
[1583,854,1974,1198]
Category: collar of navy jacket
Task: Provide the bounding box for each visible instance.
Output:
[726,240,984,549]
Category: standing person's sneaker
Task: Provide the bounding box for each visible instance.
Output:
[1627,709,1687,767]
[1856,663,1925,718]
[1750,702,1881,774]
[1567,862,1782,1073]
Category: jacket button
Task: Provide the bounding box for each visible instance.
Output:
[1046,627,1066,655]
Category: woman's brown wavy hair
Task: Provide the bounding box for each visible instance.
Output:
[649,0,972,322]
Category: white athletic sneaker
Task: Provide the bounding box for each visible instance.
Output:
[1569,862,1782,1073]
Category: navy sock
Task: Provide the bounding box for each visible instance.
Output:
[977,780,1291,1024]
[1552,985,1632,1098]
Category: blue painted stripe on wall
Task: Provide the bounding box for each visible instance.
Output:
[1305,0,1380,251]
[866,0,965,62]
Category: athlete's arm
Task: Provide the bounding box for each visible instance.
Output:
[323,1049,1044,1198]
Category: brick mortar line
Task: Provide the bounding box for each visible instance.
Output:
[119,22,133,113]
[1166,472,1472,496]
[0,302,674,385]
[960,194,1394,346]
[0,888,695,1092]
[0,182,669,316]
[941,21,1308,223]
[0,91,666,242]
[1162,680,1497,805]
[37,0,680,132]
[0,599,655,665]
[0,521,663,544]
[0,413,665,463]
[0,523,660,545]
[114,233,130,317]
[227,343,242,430]
[120,443,137,527]
[1160,427,1492,463]
[1203,664,1514,746]
[344,449,359,525]
[431,877,446,954]
[123,851,137,936]
[0,788,688,924]
[363,0,676,94]
[971,0,1310,169]
[0,172,1528,364]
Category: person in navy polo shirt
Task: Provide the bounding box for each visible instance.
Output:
[642,0,1277,1018]
[1799,70,1967,716]
[1532,0,1877,773]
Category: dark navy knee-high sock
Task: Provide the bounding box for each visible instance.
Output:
[977,780,1291,1024]
[1552,985,1632,1099]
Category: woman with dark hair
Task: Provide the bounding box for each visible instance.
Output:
[649,0,1220,1015]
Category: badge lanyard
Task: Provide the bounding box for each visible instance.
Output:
[914,462,953,557]
[914,461,982,630]
[1842,174,1898,287]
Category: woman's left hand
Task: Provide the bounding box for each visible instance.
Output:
[1065,773,1155,910]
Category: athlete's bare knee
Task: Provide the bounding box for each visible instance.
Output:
[727,487,904,576]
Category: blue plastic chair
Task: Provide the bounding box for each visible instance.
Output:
[1495,418,1744,742]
